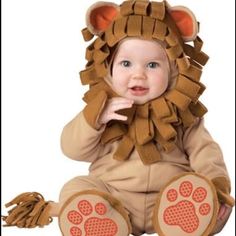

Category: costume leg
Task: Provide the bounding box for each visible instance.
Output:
[58,176,131,236]
[152,172,219,236]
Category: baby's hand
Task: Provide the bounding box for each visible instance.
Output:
[98,97,134,126]
[217,203,232,220]
[211,204,233,235]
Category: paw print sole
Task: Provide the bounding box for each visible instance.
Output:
[59,190,130,236]
[153,173,219,236]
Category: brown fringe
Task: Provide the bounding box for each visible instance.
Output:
[2,192,53,228]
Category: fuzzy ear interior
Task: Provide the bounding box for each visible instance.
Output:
[86,2,119,35]
[169,6,199,42]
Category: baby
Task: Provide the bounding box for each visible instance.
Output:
[3,1,234,236]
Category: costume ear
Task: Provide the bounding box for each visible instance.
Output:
[169,6,199,42]
[86,2,119,35]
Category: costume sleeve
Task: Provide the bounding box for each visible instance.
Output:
[183,118,235,206]
[60,111,106,162]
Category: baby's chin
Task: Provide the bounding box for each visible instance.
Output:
[133,99,149,105]
[125,92,166,105]
[114,90,158,105]
[126,95,154,105]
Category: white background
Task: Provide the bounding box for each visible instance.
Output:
[2,0,235,235]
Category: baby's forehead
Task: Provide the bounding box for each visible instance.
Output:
[114,38,168,59]
[117,38,165,49]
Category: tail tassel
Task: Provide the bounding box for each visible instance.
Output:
[2,192,53,228]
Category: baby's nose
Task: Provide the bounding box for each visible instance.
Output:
[132,68,147,80]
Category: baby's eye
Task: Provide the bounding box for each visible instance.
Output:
[121,60,131,67]
[147,62,159,69]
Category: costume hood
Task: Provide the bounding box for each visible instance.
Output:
[79,0,209,165]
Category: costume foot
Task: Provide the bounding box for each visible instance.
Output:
[59,190,130,236]
[153,173,219,236]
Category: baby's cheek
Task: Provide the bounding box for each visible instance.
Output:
[159,73,169,88]
[153,75,168,88]
[111,78,128,95]
[150,76,169,97]
[116,78,129,89]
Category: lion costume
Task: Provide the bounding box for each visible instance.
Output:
[3,1,234,236]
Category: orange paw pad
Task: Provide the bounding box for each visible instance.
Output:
[78,200,93,216]
[85,217,118,236]
[95,202,107,215]
[67,210,83,225]
[179,181,193,197]
[192,187,207,203]
[70,226,82,236]
[199,203,211,215]
[167,189,178,202]
[163,180,211,233]
[164,200,199,233]
[66,200,118,236]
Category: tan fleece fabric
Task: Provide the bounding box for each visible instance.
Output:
[2,192,53,228]
[60,112,234,233]
[61,112,234,206]
[183,119,233,183]
[60,111,106,162]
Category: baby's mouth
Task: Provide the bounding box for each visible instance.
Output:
[129,86,149,96]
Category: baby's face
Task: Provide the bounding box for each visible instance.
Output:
[111,38,170,104]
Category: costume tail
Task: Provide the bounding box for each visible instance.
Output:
[2,192,53,228]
